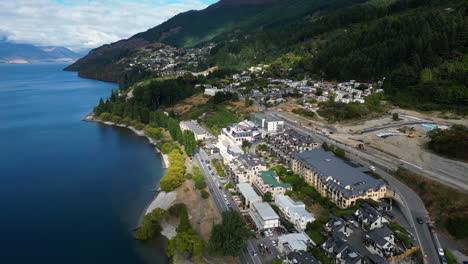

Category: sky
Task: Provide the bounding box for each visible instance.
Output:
[0,0,218,51]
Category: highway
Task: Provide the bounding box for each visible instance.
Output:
[268,111,442,264]
[194,149,262,264]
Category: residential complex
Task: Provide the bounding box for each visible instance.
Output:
[236,183,262,210]
[275,194,315,231]
[277,232,315,254]
[226,153,266,183]
[253,170,292,198]
[249,202,280,230]
[292,149,387,208]
[266,128,320,167]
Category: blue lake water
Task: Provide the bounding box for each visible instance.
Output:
[0,64,168,264]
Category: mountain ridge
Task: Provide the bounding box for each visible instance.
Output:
[0,41,82,63]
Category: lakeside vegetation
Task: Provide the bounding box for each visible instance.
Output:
[134,208,169,241]
[395,168,468,239]
[160,149,186,192]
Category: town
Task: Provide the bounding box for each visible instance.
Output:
[180,108,446,264]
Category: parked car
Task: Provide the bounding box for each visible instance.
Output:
[438,248,444,256]
[266,247,271,254]
[350,220,359,228]
[251,250,257,256]
[369,166,376,171]
[440,256,448,264]
[416,217,424,224]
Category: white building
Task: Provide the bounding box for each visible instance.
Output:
[179,120,214,141]
[251,113,284,134]
[249,202,280,230]
[227,153,266,183]
[204,87,223,96]
[220,121,261,145]
[275,195,315,231]
[277,232,314,254]
[236,183,262,210]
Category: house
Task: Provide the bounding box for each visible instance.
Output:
[286,250,321,264]
[179,120,215,141]
[277,232,315,255]
[354,203,389,230]
[249,202,280,230]
[266,98,286,104]
[324,216,354,236]
[365,225,398,258]
[275,194,315,231]
[322,235,364,264]
[226,153,267,183]
[253,171,292,197]
[236,183,262,210]
[250,113,285,134]
[291,149,387,208]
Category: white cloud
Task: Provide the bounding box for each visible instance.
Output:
[0,0,211,51]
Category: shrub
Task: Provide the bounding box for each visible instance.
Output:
[99,112,112,121]
[200,189,210,199]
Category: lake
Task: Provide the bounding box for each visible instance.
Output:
[0,63,168,264]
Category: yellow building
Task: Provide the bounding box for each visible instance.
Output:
[291,149,387,208]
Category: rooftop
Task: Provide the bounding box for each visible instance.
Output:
[180,120,214,137]
[259,171,292,188]
[237,183,261,201]
[292,149,385,197]
[287,250,321,264]
[253,202,279,221]
[278,232,313,250]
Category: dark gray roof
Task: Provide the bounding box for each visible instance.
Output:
[292,149,385,198]
[287,250,321,264]
[367,225,393,247]
[239,153,266,167]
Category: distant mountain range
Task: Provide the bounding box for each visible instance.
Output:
[0,41,84,63]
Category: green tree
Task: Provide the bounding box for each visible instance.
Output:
[176,207,192,233]
[208,211,251,256]
[263,191,272,202]
[200,189,210,199]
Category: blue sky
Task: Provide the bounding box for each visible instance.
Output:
[0,0,218,51]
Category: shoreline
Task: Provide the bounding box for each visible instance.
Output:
[83,113,176,239]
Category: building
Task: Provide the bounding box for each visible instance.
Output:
[220,121,261,146]
[266,129,320,167]
[227,153,266,183]
[354,203,389,230]
[365,225,398,258]
[251,113,285,134]
[322,235,364,264]
[291,149,387,208]
[253,170,292,197]
[179,120,214,141]
[249,202,280,230]
[204,87,223,96]
[286,250,321,264]
[277,232,314,254]
[275,194,315,231]
[236,183,262,210]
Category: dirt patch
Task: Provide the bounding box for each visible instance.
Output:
[199,192,221,242]
[165,94,209,115]
[174,180,201,230]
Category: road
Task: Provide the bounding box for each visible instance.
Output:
[267,112,442,264]
[273,111,468,192]
[194,149,262,264]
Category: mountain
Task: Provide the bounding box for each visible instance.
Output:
[66,0,365,81]
[66,0,467,112]
[0,41,82,63]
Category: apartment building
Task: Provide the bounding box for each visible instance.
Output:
[275,194,315,231]
[266,129,320,167]
[250,113,285,134]
[249,202,280,230]
[291,149,387,208]
[226,153,266,183]
[236,183,262,210]
[253,170,292,197]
